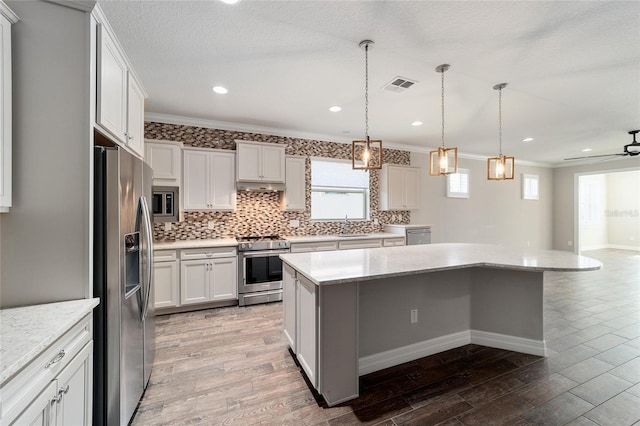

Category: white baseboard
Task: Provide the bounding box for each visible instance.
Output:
[359,331,471,375]
[606,244,640,252]
[359,330,546,375]
[470,330,547,357]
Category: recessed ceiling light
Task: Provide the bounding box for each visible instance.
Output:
[582,148,592,152]
[412,121,423,126]
[219,0,241,4]
[212,86,228,94]
[522,137,534,142]
[329,106,342,112]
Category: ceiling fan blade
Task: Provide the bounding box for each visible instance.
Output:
[564,153,625,160]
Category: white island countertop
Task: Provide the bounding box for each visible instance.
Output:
[0,298,99,385]
[280,243,602,286]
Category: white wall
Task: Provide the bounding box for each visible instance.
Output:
[578,174,608,251]
[553,157,639,252]
[0,2,92,308]
[411,153,553,249]
[606,170,640,249]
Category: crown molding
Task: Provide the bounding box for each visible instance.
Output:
[144,112,553,168]
[44,0,96,13]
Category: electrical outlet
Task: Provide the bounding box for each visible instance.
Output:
[568,240,573,246]
[289,219,300,228]
[527,240,530,247]
[373,218,379,225]
[410,309,418,324]
[208,220,215,230]
[163,222,171,232]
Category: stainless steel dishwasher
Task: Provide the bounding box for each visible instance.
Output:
[385,225,432,245]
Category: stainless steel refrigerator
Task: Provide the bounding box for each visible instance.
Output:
[93,145,155,426]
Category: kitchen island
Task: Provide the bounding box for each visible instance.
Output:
[280,243,601,406]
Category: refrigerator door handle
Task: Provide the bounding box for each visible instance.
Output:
[140,195,154,320]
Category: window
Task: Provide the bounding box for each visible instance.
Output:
[311,159,369,220]
[579,179,602,225]
[522,174,539,200]
[446,168,469,198]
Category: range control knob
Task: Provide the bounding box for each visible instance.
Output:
[240,243,245,249]
[248,243,253,249]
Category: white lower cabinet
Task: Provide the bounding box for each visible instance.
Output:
[282,263,297,351]
[337,238,382,250]
[296,274,317,388]
[290,241,338,253]
[180,247,237,305]
[2,314,93,426]
[153,250,179,309]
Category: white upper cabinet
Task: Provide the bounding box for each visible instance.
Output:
[0,2,18,213]
[183,149,236,211]
[236,140,285,182]
[145,141,182,185]
[379,164,420,211]
[282,156,306,211]
[96,18,146,158]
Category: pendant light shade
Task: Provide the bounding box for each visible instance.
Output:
[430,64,458,176]
[487,83,514,180]
[352,40,382,170]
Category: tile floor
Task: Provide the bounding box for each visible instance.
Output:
[132,249,640,425]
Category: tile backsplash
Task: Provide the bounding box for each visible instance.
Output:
[146,122,411,241]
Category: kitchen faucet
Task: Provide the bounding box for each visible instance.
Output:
[343,215,351,234]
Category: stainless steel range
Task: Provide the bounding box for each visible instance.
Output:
[237,235,290,306]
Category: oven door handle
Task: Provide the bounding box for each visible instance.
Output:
[241,249,290,257]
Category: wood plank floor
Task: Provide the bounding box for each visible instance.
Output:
[132,249,640,425]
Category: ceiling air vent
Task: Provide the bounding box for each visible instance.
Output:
[382,76,418,93]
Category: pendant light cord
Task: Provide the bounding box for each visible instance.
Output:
[364,43,369,140]
[441,69,445,148]
[498,86,503,156]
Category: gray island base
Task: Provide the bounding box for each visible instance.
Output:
[280,243,601,407]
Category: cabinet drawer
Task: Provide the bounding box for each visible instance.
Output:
[338,239,382,250]
[290,241,338,253]
[383,237,406,247]
[0,314,92,424]
[154,250,177,262]
[180,246,237,260]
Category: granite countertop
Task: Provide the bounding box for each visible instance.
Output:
[280,243,602,286]
[154,238,238,250]
[285,232,405,244]
[384,224,432,229]
[0,298,99,386]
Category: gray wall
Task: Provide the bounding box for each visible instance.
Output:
[411,152,553,249]
[0,2,91,308]
[552,157,639,252]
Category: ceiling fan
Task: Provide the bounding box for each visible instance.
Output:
[564,130,640,161]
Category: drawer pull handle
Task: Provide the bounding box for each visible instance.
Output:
[58,385,70,395]
[205,253,213,257]
[51,394,62,405]
[45,350,65,368]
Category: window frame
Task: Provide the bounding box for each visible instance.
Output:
[522,174,540,200]
[446,168,470,198]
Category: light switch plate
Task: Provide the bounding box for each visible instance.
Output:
[289,220,300,228]
[208,221,215,230]
[163,222,171,232]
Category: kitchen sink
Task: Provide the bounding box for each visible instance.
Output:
[338,234,370,238]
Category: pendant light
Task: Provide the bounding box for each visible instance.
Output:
[352,40,382,170]
[430,64,458,176]
[487,83,515,180]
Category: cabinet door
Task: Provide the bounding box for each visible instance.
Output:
[403,167,419,210]
[236,143,261,181]
[54,342,92,426]
[183,150,210,210]
[387,166,405,210]
[11,380,57,426]
[146,143,180,183]
[180,260,209,305]
[0,13,12,212]
[97,25,128,143]
[154,260,179,308]
[210,152,236,211]
[297,275,317,387]
[283,157,305,211]
[261,145,286,182]
[210,256,237,301]
[282,263,297,351]
[126,75,145,158]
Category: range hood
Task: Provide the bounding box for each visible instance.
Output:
[236,181,286,192]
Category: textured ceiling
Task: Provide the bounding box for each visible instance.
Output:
[98,0,640,165]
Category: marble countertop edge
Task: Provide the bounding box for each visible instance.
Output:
[0,298,99,386]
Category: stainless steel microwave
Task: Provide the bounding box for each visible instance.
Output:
[152,186,179,223]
